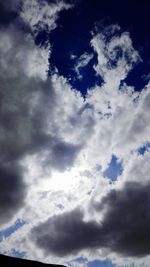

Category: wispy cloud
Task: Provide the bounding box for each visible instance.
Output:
[74,52,93,80]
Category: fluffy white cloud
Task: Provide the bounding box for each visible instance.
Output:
[20,0,72,35]
[0,26,49,80]
[91,24,140,86]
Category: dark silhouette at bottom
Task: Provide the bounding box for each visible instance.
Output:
[0,254,66,267]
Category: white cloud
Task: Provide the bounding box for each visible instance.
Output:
[0,25,49,80]
[20,0,72,35]
[91,25,141,86]
[74,52,93,79]
[67,258,88,267]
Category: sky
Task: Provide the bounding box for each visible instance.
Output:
[0,0,150,266]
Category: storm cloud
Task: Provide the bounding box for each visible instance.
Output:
[31,208,101,256]
[0,164,26,225]
[0,0,20,26]
[31,181,150,257]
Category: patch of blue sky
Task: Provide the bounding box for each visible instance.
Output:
[0,219,25,239]
[138,142,150,155]
[88,259,116,267]
[125,63,148,92]
[67,258,116,267]
[103,155,123,181]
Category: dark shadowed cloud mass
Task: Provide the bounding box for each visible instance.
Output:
[0,164,26,225]
[31,181,150,257]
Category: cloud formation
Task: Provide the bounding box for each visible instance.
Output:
[0,164,26,225]
[0,0,76,226]
[74,52,93,80]
[31,180,150,257]
[20,0,72,35]
[91,24,140,84]
[0,1,150,267]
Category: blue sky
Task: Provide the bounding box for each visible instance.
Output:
[88,259,116,267]
[103,155,123,181]
[48,0,149,93]
[0,219,25,239]
[138,143,150,155]
[0,1,150,267]
[67,257,116,267]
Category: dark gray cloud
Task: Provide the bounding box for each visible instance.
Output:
[0,76,81,166]
[31,181,150,257]
[0,26,81,167]
[0,0,20,10]
[0,78,51,162]
[0,164,26,225]
[0,8,48,226]
[0,0,20,26]
[0,23,82,225]
[31,208,100,256]
[97,181,150,257]
[48,142,81,171]
[0,75,80,225]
